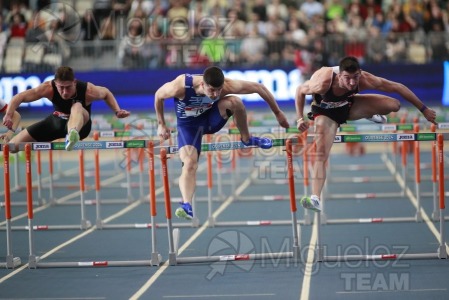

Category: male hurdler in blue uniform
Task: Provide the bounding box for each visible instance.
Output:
[155,66,289,220]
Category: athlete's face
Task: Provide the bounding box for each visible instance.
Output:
[202,82,223,101]
[55,80,76,99]
[338,71,361,90]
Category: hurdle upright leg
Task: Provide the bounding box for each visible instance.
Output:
[1,145,21,269]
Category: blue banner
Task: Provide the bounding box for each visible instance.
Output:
[0,63,445,113]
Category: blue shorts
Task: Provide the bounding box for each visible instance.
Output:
[177,101,227,156]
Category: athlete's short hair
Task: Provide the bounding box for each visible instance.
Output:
[339,56,361,73]
[203,66,224,88]
[55,66,75,81]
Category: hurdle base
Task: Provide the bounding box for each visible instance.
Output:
[438,245,448,259]
[28,255,40,269]
[2,256,21,269]
[151,253,162,266]
[168,252,177,266]
[207,216,216,227]
[81,219,92,230]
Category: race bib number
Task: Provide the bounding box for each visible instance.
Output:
[184,104,212,117]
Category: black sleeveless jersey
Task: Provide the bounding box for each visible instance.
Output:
[50,80,91,115]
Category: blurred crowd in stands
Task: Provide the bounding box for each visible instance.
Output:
[0,0,448,78]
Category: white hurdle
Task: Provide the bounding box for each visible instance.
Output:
[314,133,448,262]
[160,140,301,266]
[15,143,162,268]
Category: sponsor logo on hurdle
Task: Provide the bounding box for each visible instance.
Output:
[334,136,342,143]
[100,131,115,138]
[76,142,104,149]
[382,124,397,131]
[106,141,124,149]
[32,143,51,150]
[169,146,179,154]
[362,134,395,142]
[417,133,436,141]
[439,122,449,129]
[124,140,145,148]
[396,134,415,141]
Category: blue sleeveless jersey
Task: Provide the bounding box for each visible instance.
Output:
[175,74,215,124]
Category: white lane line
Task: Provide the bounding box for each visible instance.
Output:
[129,170,256,300]
[299,213,318,300]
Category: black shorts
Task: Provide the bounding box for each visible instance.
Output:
[309,104,352,125]
[27,115,92,142]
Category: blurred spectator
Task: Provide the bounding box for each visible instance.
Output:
[239,25,267,66]
[199,19,226,64]
[80,11,98,56]
[402,0,424,28]
[128,0,154,19]
[325,0,345,21]
[365,25,387,63]
[245,12,266,36]
[265,13,286,65]
[81,11,98,42]
[118,18,144,69]
[252,0,267,22]
[365,0,382,20]
[300,0,324,21]
[166,0,189,21]
[385,32,406,62]
[424,0,445,33]
[98,15,117,51]
[93,0,113,25]
[43,19,71,63]
[406,34,429,64]
[25,11,46,43]
[267,0,288,22]
[368,10,392,36]
[223,9,245,66]
[141,21,164,68]
[9,12,27,38]
[0,21,7,70]
[286,17,307,47]
[428,25,449,61]
[230,0,248,22]
[346,0,366,20]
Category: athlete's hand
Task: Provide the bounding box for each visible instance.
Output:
[274,110,290,128]
[115,109,131,118]
[157,124,171,141]
[422,107,437,125]
[0,131,13,143]
[296,119,309,133]
[2,114,13,130]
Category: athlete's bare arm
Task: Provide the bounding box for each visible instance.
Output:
[155,75,186,140]
[3,82,53,129]
[359,71,437,124]
[223,78,290,128]
[295,68,333,131]
[85,83,130,118]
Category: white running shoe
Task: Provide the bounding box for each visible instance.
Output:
[65,128,80,151]
[366,114,387,124]
[300,195,322,212]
